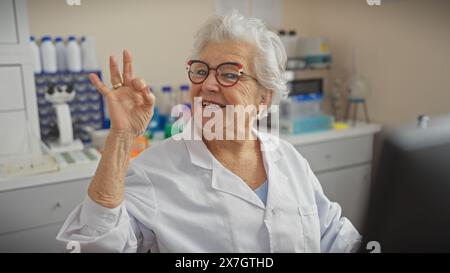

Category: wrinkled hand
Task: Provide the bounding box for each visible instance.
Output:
[89,50,155,137]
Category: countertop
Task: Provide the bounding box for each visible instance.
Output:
[280,122,382,146]
[0,162,97,192]
[0,122,382,192]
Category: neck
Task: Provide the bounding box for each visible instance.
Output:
[203,138,260,160]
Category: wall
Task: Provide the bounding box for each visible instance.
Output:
[284,0,450,126]
[28,0,215,89]
[28,0,450,126]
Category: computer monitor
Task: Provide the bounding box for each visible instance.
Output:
[360,114,450,253]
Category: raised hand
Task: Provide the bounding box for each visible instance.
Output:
[89,50,155,137]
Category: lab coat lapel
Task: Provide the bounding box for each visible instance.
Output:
[182,121,265,208]
[259,131,307,252]
[181,120,212,170]
[211,160,265,209]
[210,131,287,210]
[259,133,287,214]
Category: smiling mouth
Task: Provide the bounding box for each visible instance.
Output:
[202,100,226,108]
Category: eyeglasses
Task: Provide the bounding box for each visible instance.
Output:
[186,60,258,87]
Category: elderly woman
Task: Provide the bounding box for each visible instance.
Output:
[57,12,361,253]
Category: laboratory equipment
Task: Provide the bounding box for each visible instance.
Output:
[279,29,299,59]
[330,79,344,121]
[344,48,371,125]
[285,67,331,97]
[297,37,332,69]
[44,82,84,153]
[280,93,334,134]
[35,71,106,144]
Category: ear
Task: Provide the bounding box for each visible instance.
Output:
[257,90,273,119]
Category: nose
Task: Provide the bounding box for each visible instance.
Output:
[201,70,220,93]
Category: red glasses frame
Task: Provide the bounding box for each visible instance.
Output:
[186,60,258,87]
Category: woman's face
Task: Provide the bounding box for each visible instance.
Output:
[189,40,269,139]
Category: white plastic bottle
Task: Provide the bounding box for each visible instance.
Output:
[66,35,82,72]
[160,86,173,115]
[81,36,99,71]
[40,36,57,74]
[158,86,173,130]
[287,30,299,58]
[80,36,86,60]
[54,36,67,73]
[30,36,42,74]
[278,30,289,58]
[80,36,87,70]
[179,84,190,107]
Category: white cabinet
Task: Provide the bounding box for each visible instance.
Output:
[0,0,19,44]
[0,177,91,253]
[296,135,373,173]
[0,111,29,155]
[0,161,98,253]
[0,222,64,253]
[0,66,25,111]
[316,164,371,231]
[283,123,381,231]
[0,179,90,235]
[0,0,40,156]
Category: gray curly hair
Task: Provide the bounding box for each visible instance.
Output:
[190,11,289,105]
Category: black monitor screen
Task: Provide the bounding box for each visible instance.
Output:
[361,115,450,253]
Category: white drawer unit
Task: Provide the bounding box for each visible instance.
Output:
[0,179,89,235]
[0,222,63,253]
[295,135,373,173]
[0,111,29,156]
[0,161,97,253]
[0,65,25,111]
[284,123,381,232]
[316,164,371,231]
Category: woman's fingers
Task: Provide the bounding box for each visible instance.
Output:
[132,78,154,106]
[109,55,122,85]
[132,77,146,92]
[122,49,133,86]
[89,73,110,97]
[143,87,155,106]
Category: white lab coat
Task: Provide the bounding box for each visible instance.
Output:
[56,123,361,253]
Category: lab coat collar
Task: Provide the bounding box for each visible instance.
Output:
[180,119,286,209]
[180,120,213,170]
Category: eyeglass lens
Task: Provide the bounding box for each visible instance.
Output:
[188,62,241,87]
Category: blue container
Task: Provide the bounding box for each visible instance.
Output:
[281,114,334,135]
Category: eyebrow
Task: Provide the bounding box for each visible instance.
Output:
[198,52,248,67]
[196,59,244,67]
